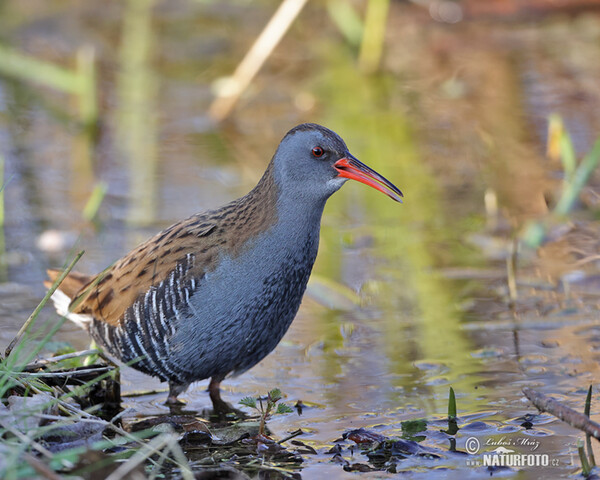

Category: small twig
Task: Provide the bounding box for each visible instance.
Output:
[110,407,136,424]
[24,349,102,370]
[37,413,112,424]
[5,250,84,358]
[572,254,600,268]
[19,367,112,379]
[277,428,304,444]
[523,387,600,440]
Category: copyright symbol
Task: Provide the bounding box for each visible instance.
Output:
[465,437,480,455]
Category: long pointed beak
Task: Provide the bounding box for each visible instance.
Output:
[334,154,403,203]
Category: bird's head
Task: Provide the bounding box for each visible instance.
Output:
[273,123,403,204]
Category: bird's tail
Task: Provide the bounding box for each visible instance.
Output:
[45,269,94,328]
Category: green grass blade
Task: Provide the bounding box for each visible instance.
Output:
[326,0,364,47]
[560,132,577,181]
[0,44,82,94]
[585,385,596,467]
[579,439,591,476]
[4,250,84,359]
[554,138,600,216]
[82,182,108,221]
[448,387,457,419]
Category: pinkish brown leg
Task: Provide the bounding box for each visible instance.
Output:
[208,376,231,413]
[166,382,188,405]
[207,378,247,417]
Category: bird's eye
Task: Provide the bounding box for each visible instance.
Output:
[312,146,324,158]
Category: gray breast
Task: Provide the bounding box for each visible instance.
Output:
[165,221,321,384]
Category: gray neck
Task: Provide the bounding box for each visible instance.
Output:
[271,171,328,266]
[271,156,330,236]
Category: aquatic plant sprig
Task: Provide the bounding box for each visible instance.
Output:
[443,387,459,436]
[240,388,294,437]
[583,385,597,472]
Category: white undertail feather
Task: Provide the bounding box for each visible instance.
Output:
[50,289,93,329]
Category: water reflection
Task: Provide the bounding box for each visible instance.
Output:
[117,0,159,227]
[314,47,484,413]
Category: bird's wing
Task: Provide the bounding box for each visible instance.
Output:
[67,216,218,326]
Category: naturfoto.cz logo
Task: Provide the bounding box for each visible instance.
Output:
[465,437,558,468]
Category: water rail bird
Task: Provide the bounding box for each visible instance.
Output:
[46,123,403,411]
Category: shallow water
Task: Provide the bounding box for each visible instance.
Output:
[2,1,600,478]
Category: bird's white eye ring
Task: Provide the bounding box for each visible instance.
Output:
[312,146,324,157]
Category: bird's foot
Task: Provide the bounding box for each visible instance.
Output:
[165,395,186,406]
[208,401,247,420]
[212,397,244,415]
[166,382,189,406]
[208,377,247,419]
